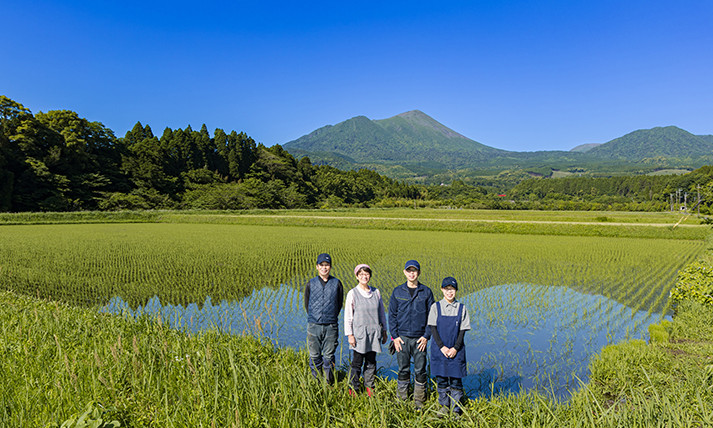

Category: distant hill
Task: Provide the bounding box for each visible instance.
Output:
[283,112,713,181]
[570,143,601,153]
[588,126,713,159]
[283,110,507,168]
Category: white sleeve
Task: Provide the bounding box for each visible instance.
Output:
[460,304,471,331]
[344,289,355,336]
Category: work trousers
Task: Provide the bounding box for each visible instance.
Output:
[307,323,339,383]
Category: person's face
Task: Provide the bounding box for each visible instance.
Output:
[317,262,331,277]
[403,267,420,282]
[356,269,371,286]
[442,286,457,302]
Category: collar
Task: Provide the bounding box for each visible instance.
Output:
[441,298,458,308]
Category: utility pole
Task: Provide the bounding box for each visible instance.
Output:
[698,184,701,215]
[684,192,688,212]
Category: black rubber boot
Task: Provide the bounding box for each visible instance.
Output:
[414,381,427,410]
[397,379,409,401]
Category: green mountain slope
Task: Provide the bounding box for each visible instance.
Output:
[283,110,507,167]
[697,134,713,145]
[570,143,601,153]
[588,126,713,159]
[283,112,713,181]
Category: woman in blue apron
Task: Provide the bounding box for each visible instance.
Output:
[428,276,471,416]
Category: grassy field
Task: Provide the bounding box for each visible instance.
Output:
[1,207,706,225]
[1,291,711,427]
[0,209,711,426]
[1,209,707,242]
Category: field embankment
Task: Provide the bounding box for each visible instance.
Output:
[0,209,708,240]
[1,291,711,427]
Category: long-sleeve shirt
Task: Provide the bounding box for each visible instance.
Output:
[344,286,387,336]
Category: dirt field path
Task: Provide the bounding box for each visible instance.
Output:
[234,214,704,228]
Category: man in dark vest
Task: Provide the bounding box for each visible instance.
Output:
[304,252,344,384]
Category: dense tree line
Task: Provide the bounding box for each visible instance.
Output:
[0,96,421,212]
[509,167,713,213]
[4,94,713,214]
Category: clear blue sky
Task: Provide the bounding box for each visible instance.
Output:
[3,0,712,152]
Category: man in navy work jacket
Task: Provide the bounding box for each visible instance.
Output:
[388,259,435,409]
[304,252,344,384]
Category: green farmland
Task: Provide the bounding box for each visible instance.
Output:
[0,221,704,312]
[1,209,711,427]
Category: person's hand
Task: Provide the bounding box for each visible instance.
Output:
[447,347,457,358]
[393,337,404,353]
[417,336,428,352]
[440,346,449,357]
[348,334,356,348]
[381,329,388,344]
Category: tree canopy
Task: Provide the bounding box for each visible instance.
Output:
[3,95,713,214]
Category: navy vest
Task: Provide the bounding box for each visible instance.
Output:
[307,276,341,324]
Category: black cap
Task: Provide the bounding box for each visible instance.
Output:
[404,260,420,270]
[441,276,458,290]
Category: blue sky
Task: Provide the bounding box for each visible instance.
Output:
[3,1,712,151]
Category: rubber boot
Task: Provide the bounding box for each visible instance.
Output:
[363,359,376,390]
[414,381,427,410]
[450,386,464,415]
[397,380,409,401]
[437,387,450,408]
[349,365,362,392]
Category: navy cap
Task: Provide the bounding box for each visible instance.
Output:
[441,276,458,290]
[404,260,420,270]
[316,253,332,265]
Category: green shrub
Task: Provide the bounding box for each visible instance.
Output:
[648,323,670,344]
[670,258,713,307]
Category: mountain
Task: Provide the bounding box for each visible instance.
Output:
[588,126,713,159]
[570,143,601,153]
[283,112,713,182]
[698,134,713,145]
[283,110,507,168]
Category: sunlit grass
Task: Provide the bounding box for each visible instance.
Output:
[2,290,711,427]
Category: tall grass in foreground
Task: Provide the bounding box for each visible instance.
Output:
[2,291,711,427]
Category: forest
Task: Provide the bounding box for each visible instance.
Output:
[0,96,420,212]
[3,95,713,213]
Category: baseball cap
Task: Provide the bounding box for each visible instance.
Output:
[316,253,332,265]
[404,260,420,270]
[441,276,458,290]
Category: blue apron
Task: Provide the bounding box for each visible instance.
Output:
[430,302,466,378]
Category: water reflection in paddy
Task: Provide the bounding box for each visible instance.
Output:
[101,283,666,399]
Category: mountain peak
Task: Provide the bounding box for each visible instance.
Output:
[395,109,428,119]
[383,110,467,140]
[284,110,503,165]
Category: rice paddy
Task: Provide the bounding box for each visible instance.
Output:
[0,217,704,400]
